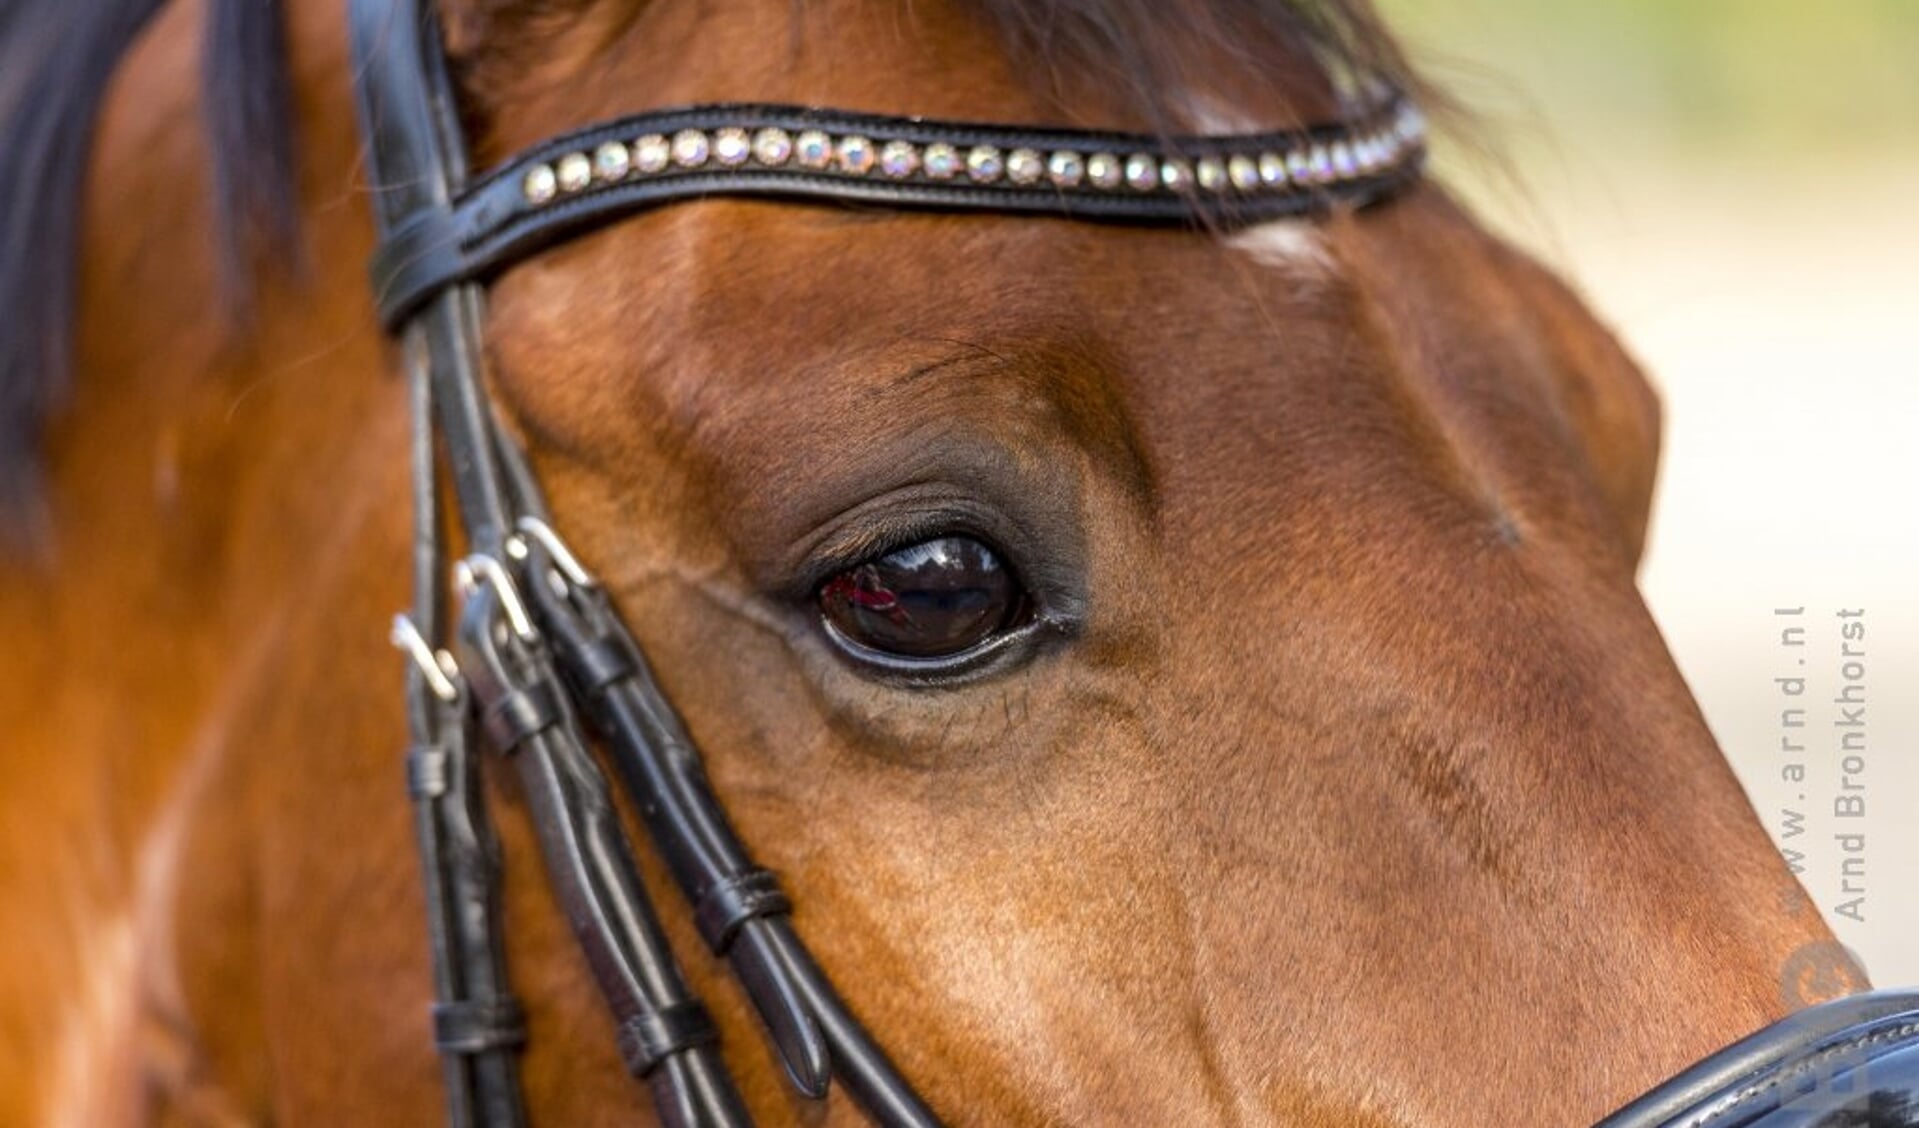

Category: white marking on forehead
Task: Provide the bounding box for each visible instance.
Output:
[1227,221,1331,275]
[1182,92,1336,278]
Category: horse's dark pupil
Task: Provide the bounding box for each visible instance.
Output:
[819,536,1016,658]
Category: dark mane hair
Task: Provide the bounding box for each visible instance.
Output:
[0,0,295,543]
[0,0,1424,542]
[977,0,1429,124]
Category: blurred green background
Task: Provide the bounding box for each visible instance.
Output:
[1384,0,1919,157]
[1381,0,1919,251]
[1372,2,1919,986]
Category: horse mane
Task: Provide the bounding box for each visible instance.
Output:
[0,0,1427,542]
[0,0,296,544]
[978,0,1427,126]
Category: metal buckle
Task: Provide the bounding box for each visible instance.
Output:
[455,554,540,643]
[507,516,596,591]
[390,613,463,703]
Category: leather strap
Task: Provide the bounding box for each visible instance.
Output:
[694,869,791,955]
[434,999,530,1055]
[357,1,751,1124]
[369,97,1424,328]
[452,546,753,1128]
[619,1002,721,1078]
[479,682,561,751]
[406,742,449,798]
[1597,991,1919,1128]
[515,530,937,1122]
[568,634,637,695]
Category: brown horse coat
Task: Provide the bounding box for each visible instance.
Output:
[0,0,1852,1123]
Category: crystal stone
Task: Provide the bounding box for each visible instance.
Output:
[922,142,960,179]
[1005,148,1045,185]
[752,128,793,165]
[1306,144,1333,183]
[794,130,833,169]
[592,141,630,181]
[879,140,919,178]
[1259,151,1288,187]
[1285,149,1311,184]
[1159,159,1193,191]
[1086,153,1122,189]
[836,135,876,174]
[670,130,710,167]
[1046,150,1085,188]
[713,128,751,166]
[1123,153,1157,191]
[555,152,593,193]
[965,145,1003,183]
[632,134,671,174]
[1331,141,1357,179]
[1195,156,1227,192]
[522,163,558,204]
[1228,154,1261,191]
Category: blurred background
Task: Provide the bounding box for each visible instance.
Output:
[1375,0,1918,984]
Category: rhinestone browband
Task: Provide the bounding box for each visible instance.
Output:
[369,94,1426,328]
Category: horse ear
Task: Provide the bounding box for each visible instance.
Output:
[1587,360,1662,570]
[1478,241,1664,568]
[1538,276,1665,569]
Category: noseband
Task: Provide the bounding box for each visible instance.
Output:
[347,2,1919,1126]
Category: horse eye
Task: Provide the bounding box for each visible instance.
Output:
[818,535,1023,661]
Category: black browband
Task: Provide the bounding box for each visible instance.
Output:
[367,97,1426,329]
[349,2,1919,1127]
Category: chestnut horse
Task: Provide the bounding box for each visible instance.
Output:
[0,0,1856,1123]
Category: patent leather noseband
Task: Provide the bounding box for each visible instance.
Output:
[1600,991,1919,1128]
[348,2,1919,1126]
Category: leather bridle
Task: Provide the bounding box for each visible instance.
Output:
[347,2,1919,1126]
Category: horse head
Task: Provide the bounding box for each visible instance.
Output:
[0,0,1863,1124]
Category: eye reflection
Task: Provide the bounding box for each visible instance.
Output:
[818,535,1021,660]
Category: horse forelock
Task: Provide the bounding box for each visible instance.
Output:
[0,0,300,554]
